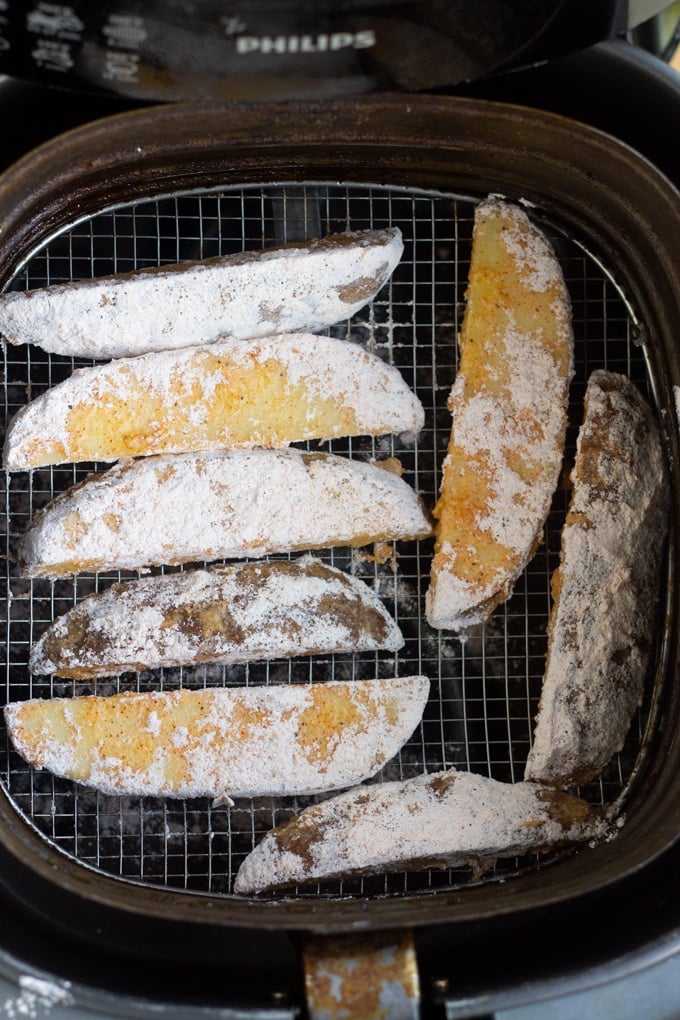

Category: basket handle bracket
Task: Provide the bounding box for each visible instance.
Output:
[302,927,420,1019]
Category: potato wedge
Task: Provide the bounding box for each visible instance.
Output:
[0,228,403,360]
[525,371,669,787]
[3,333,424,470]
[4,676,429,799]
[30,556,404,679]
[18,448,432,578]
[233,768,605,893]
[426,197,573,633]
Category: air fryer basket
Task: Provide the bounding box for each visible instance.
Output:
[0,181,667,900]
[1,96,680,944]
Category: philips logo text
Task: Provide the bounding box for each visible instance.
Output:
[236,31,376,56]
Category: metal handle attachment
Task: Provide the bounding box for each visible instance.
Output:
[302,928,420,1020]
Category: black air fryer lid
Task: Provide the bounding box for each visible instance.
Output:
[0,0,641,103]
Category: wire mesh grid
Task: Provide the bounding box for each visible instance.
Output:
[0,181,667,901]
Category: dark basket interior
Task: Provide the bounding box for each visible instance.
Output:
[0,180,670,903]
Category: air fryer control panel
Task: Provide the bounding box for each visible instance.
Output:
[0,0,623,101]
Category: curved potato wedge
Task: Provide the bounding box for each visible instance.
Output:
[4,676,429,800]
[525,371,669,787]
[3,333,424,470]
[30,556,404,679]
[234,768,605,893]
[426,197,573,633]
[0,228,403,360]
[18,448,432,578]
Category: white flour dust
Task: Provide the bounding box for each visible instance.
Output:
[2,976,73,1019]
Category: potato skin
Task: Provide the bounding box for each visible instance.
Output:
[234,768,605,894]
[30,557,404,679]
[525,371,669,787]
[427,197,573,633]
[0,227,403,360]
[3,332,424,470]
[4,677,430,799]
[18,448,432,578]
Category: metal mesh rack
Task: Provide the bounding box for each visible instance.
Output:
[0,182,667,900]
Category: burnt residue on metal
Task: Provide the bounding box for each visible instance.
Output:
[303,930,420,1020]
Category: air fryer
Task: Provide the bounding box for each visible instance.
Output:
[1,6,680,1020]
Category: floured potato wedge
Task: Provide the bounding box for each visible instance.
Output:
[3,333,424,470]
[0,228,403,360]
[525,371,669,788]
[4,676,429,799]
[18,448,432,578]
[426,197,573,633]
[233,768,605,893]
[30,556,404,679]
